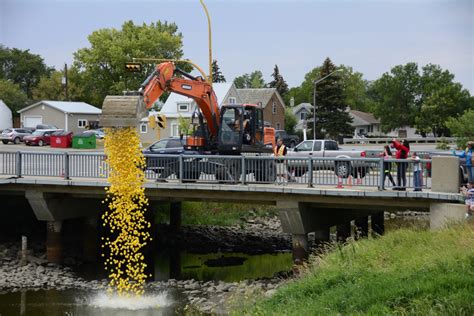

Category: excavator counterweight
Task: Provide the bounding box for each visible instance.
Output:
[99,95,147,128]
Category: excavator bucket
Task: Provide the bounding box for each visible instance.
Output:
[99,95,147,128]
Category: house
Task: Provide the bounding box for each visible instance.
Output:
[139,83,241,144]
[292,103,313,131]
[236,88,286,130]
[0,100,13,131]
[17,101,101,134]
[349,109,382,137]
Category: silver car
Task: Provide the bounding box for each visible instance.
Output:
[1,128,33,144]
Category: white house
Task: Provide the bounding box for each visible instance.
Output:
[0,100,13,131]
[292,103,313,131]
[139,83,241,144]
[349,109,382,137]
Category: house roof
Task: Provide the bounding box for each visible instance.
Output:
[236,88,286,108]
[18,101,101,114]
[161,83,233,115]
[292,102,313,114]
[349,110,380,125]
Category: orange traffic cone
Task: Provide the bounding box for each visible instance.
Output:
[336,176,344,188]
[347,175,353,187]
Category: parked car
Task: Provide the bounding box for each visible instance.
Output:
[287,139,369,178]
[0,128,33,144]
[83,129,105,139]
[275,130,300,148]
[36,124,59,130]
[23,129,61,146]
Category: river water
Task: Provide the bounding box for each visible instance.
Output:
[0,216,428,315]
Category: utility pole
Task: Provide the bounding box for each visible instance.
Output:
[62,63,69,100]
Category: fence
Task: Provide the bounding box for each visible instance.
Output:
[0,151,433,190]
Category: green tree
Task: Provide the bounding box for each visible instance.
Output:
[233,70,266,89]
[211,60,226,83]
[73,20,186,106]
[0,79,28,115]
[284,108,297,134]
[311,58,353,139]
[0,45,52,97]
[338,65,372,112]
[446,109,474,148]
[32,67,86,101]
[268,65,289,97]
[178,115,191,136]
[414,64,472,136]
[369,63,421,132]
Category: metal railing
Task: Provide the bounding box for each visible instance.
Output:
[0,151,433,190]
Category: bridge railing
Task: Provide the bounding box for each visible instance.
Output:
[0,151,432,190]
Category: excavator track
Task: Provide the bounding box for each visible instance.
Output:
[100,95,147,128]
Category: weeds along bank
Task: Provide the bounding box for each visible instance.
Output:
[238,222,474,315]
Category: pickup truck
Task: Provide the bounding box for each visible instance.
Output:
[286,139,370,178]
[275,130,300,148]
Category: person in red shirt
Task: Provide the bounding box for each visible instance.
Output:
[391,138,410,191]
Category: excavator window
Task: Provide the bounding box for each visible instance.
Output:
[219,107,241,144]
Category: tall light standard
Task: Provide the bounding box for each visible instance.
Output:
[312,69,342,139]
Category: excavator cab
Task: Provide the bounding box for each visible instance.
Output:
[218,104,271,155]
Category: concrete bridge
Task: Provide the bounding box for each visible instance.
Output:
[0,152,466,264]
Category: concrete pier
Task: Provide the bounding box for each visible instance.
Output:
[46,220,62,263]
[336,222,351,242]
[354,216,369,239]
[291,234,308,263]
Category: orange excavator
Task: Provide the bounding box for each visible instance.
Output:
[100,61,275,155]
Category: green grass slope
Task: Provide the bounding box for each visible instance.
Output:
[240,222,474,315]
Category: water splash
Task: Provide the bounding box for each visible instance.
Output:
[88,292,171,310]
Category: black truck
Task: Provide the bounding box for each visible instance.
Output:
[275,130,300,148]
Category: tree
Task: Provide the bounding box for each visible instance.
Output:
[178,115,192,136]
[284,108,297,134]
[0,45,52,98]
[369,63,421,132]
[268,65,289,97]
[338,65,372,112]
[233,70,266,89]
[211,60,226,83]
[73,20,186,106]
[32,67,86,101]
[311,58,353,139]
[414,64,472,136]
[0,79,28,115]
[446,109,474,148]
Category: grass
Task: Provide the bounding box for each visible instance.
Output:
[237,221,474,315]
[153,202,277,226]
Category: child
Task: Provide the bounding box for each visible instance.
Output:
[461,182,474,219]
[409,152,422,192]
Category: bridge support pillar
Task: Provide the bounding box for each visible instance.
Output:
[430,203,465,230]
[291,234,308,263]
[354,216,369,240]
[336,222,351,242]
[83,217,98,262]
[46,220,62,263]
[371,212,384,237]
[170,202,182,232]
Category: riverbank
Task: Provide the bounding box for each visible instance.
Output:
[238,221,474,315]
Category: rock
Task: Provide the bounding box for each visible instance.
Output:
[35,266,45,275]
[265,289,277,297]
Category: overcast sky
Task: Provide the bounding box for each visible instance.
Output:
[1,0,473,93]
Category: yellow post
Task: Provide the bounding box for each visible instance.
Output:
[199,0,212,85]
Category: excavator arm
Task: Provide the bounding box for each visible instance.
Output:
[100,62,220,146]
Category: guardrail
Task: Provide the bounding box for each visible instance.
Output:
[0,151,433,190]
[343,137,457,145]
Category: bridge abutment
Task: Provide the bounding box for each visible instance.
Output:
[430,203,465,230]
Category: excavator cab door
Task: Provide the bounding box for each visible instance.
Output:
[217,106,243,154]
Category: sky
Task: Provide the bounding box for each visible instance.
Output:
[1,0,473,93]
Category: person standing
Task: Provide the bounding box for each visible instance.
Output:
[391,138,410,191]
[380,145,396,187]
[274,138,289,183]
[453,141,473,183]
[410,152,422,191]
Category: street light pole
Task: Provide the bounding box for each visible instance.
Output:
[312,69,342,139]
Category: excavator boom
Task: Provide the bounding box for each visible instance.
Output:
[100,62,219,142]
